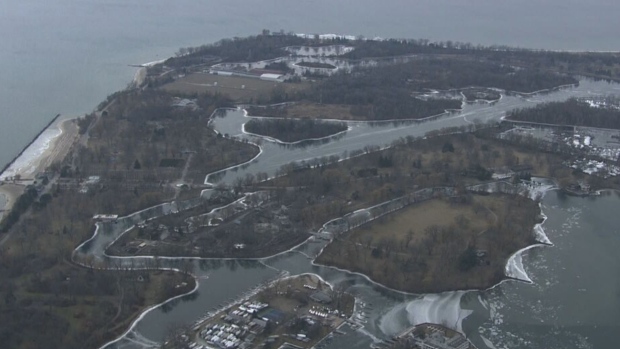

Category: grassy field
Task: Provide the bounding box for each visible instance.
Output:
[316,193,540,293]
[161,73,309,102]
[347,199,490,247]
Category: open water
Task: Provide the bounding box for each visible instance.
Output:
[3,0,620,173]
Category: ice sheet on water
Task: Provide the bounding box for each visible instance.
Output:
[404,292,472,333]
[0,126,62,180]
[480,334,499,349]
[533,223,552,245]
[505,248,533,283]
[378,292,472,336]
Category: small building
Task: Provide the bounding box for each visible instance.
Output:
[260,73,284,81]
[93,214,118,223]
[172,98,198,110]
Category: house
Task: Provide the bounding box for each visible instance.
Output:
[259,73,284,82]
[171,98,198,110]
[93,214,118,223]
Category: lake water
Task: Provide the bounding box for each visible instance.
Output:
[5,1,620,348]
[3,0,620,173]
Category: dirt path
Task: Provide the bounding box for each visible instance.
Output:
[174,154,194,199]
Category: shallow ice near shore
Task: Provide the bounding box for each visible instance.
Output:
[378,291,472,336]
[505,249,533,283]
[0,126,62,180]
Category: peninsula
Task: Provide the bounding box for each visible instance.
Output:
[1,31,620,349]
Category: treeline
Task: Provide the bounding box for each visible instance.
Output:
[165,34,308,68]
[301,59,574,120]
[308,69,460,120]
[244,118,347,142]
[507,98,620,129]
[344,38,466,59]
[485,49,620,82]
[404,59,577,92]
[0,187,39,232]
[347,39,620,83]
[163,32,620,84]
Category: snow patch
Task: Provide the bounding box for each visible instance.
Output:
[505,247,533,283]
[480,334,499,349]
[404,292,472,334]
[0,125,62,180]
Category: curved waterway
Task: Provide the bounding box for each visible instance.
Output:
[75,79,620,349]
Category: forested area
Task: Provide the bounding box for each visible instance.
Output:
[307,69,460,120]
[165,34,308,68]
[299,59,574,120]
[244,118,347,142]
[507,97,620,129]
[0,88,259,349]
[343,38,468,59]
[0,184,196,348]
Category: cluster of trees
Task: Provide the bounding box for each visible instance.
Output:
[0,186,39,232]
[343,38,476,59]
[507,97,620,129]
[296,58,574,120]
[162,32,620,91]
[166,34,308,67]
[0,180,195,348]
[346,38,620,83]
[76,89,256,187]
[263,61,293,73]
[485,49,620,82]
[308,69,460,120]
[244,118,347,142]
[0,86,265,348]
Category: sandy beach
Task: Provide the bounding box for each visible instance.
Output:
[0,117,79,219]
[36,118,79,174]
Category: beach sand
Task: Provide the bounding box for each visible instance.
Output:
[35,118,79,174]
[0,118,79,220]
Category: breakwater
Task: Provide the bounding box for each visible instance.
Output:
[0,113,61,178]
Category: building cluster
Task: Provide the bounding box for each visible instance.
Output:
[396,323,475,349]
[199,301,269,349]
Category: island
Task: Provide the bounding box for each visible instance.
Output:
[1,31,620,349]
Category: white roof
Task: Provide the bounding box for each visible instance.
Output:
[260,73,283,80]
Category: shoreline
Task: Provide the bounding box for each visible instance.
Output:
[0,118,78,220]
[0,113,61,179]
[0,116,77,181]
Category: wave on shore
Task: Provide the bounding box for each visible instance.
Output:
[0,125,62,181]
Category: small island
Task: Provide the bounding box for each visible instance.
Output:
[244,118,347,143]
